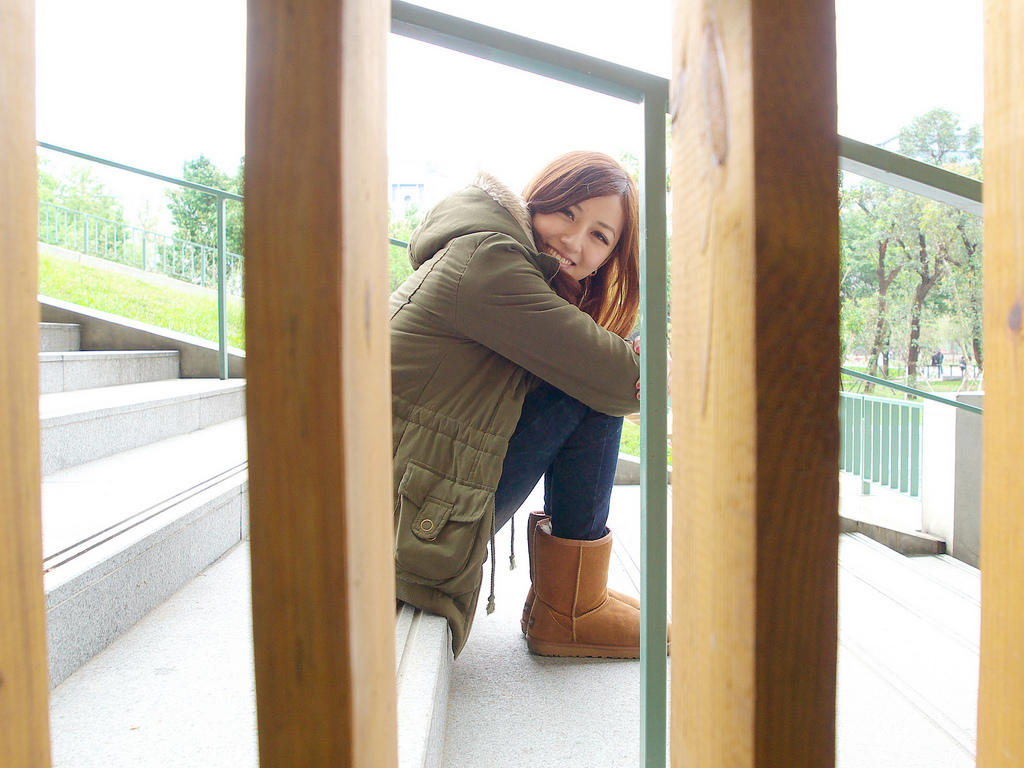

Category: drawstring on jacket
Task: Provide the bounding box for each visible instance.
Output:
[509,516,516,569]
[487,514,517,615]
[487,513,497,614]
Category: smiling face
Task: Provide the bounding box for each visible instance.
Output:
[531,194,625,283]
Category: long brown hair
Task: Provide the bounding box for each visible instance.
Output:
[522,151,640,339]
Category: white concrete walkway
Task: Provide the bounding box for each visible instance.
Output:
[49,478,979,767]
[441,483,657,768]
[442,481,977,768]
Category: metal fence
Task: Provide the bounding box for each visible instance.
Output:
[840,392,923,497]
[37,200,245,296]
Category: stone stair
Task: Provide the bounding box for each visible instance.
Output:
[43,314,452,768]
[38,320,249,688]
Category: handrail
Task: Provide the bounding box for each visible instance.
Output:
[37,141,237,378]
[37,141,243,202]
[838,136,983,216]
[841,367,983,415]
[391,1,668,105]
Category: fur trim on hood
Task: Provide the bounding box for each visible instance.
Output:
[407,170,549,272]
[471,171,537,251]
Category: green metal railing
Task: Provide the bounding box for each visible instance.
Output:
[840,392,923,497]
[38,201,245,295]
[839,136,983,216]
[37,141,241,379]
[841,367,984,414]
[839,368,983,498]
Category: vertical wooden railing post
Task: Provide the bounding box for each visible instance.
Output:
[977,1,1024,764]
[670,1,839,766]
[244,0,397,765]
[0,0,52,765]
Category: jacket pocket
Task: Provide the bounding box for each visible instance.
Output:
[394,461,492,587]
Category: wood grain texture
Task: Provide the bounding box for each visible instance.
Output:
[670,1,839,766]
[0,0,52,765]
[977,1,1024,764]
[244,0,396,764]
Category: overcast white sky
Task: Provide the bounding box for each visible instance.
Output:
[35,0,984,213]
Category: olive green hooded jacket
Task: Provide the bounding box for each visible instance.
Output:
[390,173,641,657]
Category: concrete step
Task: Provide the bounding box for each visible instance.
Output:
[838,471,943,556]
[40,321,82,352]
[837,533,978,765]
[840,533,979,652]
[44,418,248,688]
[907,552,981,604]
[39,349,180,394]
[846,532,979,609]
[39,378,246,474]
[49,549,453,768]
[396,603,453,768]
[49,543,258,767]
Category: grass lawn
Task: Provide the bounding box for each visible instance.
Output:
[38,250,246,349]
[619,419,673,463]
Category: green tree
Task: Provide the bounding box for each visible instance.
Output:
[898,109,983,380]
[841,177,912,387]
[37,160,127,258]
[840,109,983,388]
[166,155,244,253]
[38,157,60,204]
[898,108,981,167]
[944,216,984,368]
[54,166,126,222]
[388,203,422,291]
[618,130,672,323]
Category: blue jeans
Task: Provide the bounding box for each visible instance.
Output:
[493,381,623,541]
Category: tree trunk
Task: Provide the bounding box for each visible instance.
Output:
[907,295,925,389]
[882,330,891,378]
[905,233,943,390]
[955,221,984,373]
[864,238,898,394]
[864,298,887,394]
[969,289,984,371]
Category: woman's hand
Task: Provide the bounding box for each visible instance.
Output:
[634,338,642,400]
[632,338,672,400]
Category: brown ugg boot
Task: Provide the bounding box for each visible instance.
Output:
[526,524,646,658]
[520,513,642,636]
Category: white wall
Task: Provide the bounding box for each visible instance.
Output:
[921,394,983,566]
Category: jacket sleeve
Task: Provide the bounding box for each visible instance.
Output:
[454,234,640,416]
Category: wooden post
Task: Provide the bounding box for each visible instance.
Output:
[977,1,1024,764]
[0,0,52,765]
[244,0,397,765]
[670,1,839,766]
